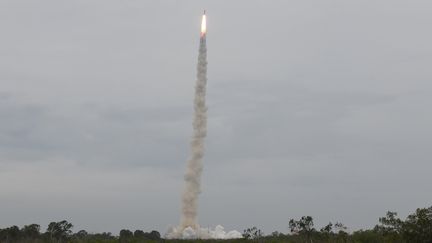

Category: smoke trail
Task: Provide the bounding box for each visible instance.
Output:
[165,13,241,240]
[180,27,208,231]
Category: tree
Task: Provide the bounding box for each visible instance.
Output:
[352,229,384,243]
[374,211,404,242]
[133,229,145,239]
[289,216,315,243]
[88,232,115,241]
[22,224,40,239]
[401,206,432,242]
[289,219,299,234]
[376,211,403,234]
[148,230,161,240]
[46,220,73,242]
[0,226,20,242]
[271,231,284,237]
[334,222,348,243]
[320,222,333,240]
[334,222,347,233]
[119,229,133,242]
[320,222,333,234]
[74,229,88,239]
[242,226,263,240]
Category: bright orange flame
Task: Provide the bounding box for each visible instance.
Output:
[201,14,206,35]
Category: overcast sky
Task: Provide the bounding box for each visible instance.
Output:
[1,0,431,235]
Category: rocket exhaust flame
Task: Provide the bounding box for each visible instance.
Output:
[201,13,207,36]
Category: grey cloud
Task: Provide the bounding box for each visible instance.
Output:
[0,95,190,167]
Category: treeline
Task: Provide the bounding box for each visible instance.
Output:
[241,205,432,243]
[0,205,431,243]
[0,220,160,243]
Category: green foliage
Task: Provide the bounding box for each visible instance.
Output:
[47,220,73,242]
[289,216,315,242]
[352,230,384,243]
[119,229,133,242]
[373,206,432,242]
[401,206,432,243]
[74,229,89,239]
[22,224,41,238]
[0,206,431,242]
[320,222,332,234]
[0,225,21,242]
[242,226,263,240]
[133,229,145,238]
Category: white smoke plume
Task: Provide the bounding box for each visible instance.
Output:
[179,24,208,232]
[166,14,242,240]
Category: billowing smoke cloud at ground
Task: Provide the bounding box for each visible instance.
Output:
[167,225,242,239]
[165,13,241,239]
